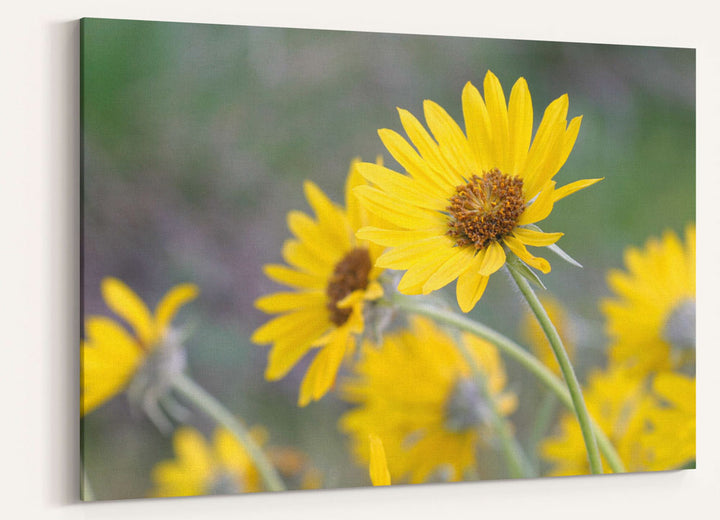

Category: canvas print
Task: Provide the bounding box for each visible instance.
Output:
[80,17,696,500]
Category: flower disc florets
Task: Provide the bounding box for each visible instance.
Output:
[326,248,372,325]
[446,169,525,250]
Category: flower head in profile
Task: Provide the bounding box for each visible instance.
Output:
[540,365,654,475]
[341,317,517,484]
[252,160,388,406]
[353,70,601,312]
[150,426,265,497]
[81,277,198,421]
[602,224,695,377]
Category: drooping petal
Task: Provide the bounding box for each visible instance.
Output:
[512,227,564,247]
[298,327,352,406]
[504,235,551,273]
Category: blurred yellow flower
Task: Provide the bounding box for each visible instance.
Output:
[81,277,198,416]
[341,316,517,483]
[643,372,695,470]
[369,434,391,486]
[353,70,601,312]
[521,295,575,377]
[602,225,695,377]
[539,365,653,475]
[252,160,388,406]
[150,426,265,497]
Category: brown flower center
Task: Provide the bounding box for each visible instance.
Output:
[326,248,372,326]
[446,169,525,249]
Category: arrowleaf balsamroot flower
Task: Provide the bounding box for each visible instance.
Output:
[81,277,198,416]
[354,70,601,312]
[341,316,517,483]
[252,160,387,406]
[602,224,696,377]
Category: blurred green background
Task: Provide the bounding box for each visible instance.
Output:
[81,18,695,499]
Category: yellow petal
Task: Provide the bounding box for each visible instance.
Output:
[378,129,452,192]
[281,240,335,277]
[263,313,331,381]
[345,158,368,233]
[507,77,533,175]
[298,329,351,406]
[355,161,447,211]
[483,71,510,172]
[553,177,603,202]
[517,181,556,226]
[304,180,352,250]
[522,94,568,197]
[396,247,457,295]
[101,277,155,346]
[398,108,459,187]
[423,99,475,176]
[478,240,506,276]
[363,281,384,301]
[287,210,346,262]
[512,227,564,247]
[81,316,143,415]
[504,235,551,273]
[353,185,442,230]
[369,434,391,486]
[356,226,445,247]
[251,310,323,344]
[262,264,325,290]
[462,81,495,172]
[555,115,583,174]
[422,246,476,294]
[154,283,198,338]
[375,235,454,270]
[254,291,326,314]
[456,255,490,312]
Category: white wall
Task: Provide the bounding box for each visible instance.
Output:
[2,1,718,518]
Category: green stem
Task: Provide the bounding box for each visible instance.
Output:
[506,263,603,474]
[391,295,625,474]
[171,373,286,492]
[453,335,535,479]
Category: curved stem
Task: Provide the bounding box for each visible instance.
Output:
[171,373,286,492]
[453,334,535,478]
[390,295,625,474]
[505,264,602,474]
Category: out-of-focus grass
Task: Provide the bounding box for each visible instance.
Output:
[81,18,694,499]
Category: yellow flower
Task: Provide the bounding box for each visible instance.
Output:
[521,295,575,377]
[602,224,695,377]
[252,160,387,406]
[353,70,601,312]
[642,372,695,470]
[369,434,391,486]
[539,365,653,475]
[341,317,517,484]
[150,426,265,497]
[81,277,198,416]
